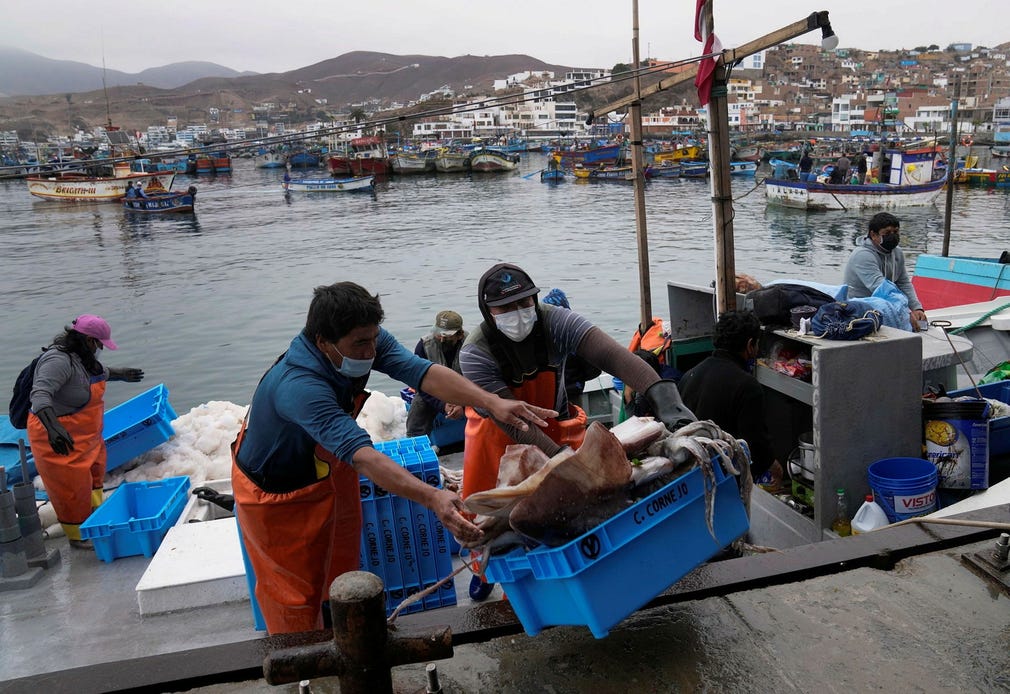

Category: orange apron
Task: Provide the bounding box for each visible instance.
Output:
[461,371,587,499]
[231,394,367,635]
[27,377,107,541]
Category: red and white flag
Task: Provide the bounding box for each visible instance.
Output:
[694,0,722,106]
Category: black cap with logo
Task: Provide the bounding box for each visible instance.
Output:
[480,263,540,307]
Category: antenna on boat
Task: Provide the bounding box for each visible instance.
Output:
[100,39,114,131]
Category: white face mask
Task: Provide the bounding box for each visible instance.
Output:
[494,306,537,342]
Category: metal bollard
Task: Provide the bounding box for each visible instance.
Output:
[263,571,453,693]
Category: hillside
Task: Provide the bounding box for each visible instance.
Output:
[0,51,583,138]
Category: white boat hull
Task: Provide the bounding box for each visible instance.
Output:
[469,149,519,172]
[27,171,176,202]
[764,178,945,211]
[284,176,374,192]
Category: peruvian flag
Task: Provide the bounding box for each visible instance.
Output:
[694,0,722,106]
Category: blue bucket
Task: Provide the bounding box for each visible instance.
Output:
[867,457,938,523]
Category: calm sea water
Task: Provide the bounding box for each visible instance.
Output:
[3,155,1009,414]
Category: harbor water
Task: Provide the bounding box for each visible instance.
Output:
[3,154,1009,414]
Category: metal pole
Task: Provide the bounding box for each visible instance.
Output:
[630,0,652,332]
[942,76,961,257]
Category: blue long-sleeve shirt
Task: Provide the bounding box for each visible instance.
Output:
[236,328,431,493]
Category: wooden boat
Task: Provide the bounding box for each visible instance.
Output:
[283,175,374,193]
[253,150,286,169]
[554,143,625,169]
[653,145,704,164]
[731,144,761,161]
[327,137,392,177]
[287,150,321,168]
[211,155,232,173]
[728,161,758,176]
[390,152,434,175]
[434,150,470,173]
[764,146,946,211]
[469,148,519,172]
[122,186,197,213]
[911,254,1010,310]
[954,168,1010,188]
[26,162,176,202]
[649,162,681,179]
[540,168,566,182]
[680,161,710,178]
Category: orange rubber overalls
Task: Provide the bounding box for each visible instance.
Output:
[231,393,367,635]
[461,369,587,499]
[27,376,107,540]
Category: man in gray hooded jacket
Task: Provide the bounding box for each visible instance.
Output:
[843,212,928,331]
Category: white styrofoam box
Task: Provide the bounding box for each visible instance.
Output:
[135,516,248,615]
[176,477,234,526]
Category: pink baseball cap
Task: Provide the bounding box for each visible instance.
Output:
[72,314,118,350]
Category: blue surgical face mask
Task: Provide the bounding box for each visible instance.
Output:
[331,345,373,378]
[494,305,537,342]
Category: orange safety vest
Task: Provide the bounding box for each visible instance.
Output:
[28,377,107,541]
[628,316,671,362]
[461,370,587,499]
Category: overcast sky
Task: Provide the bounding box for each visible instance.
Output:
[4,0,1005,74]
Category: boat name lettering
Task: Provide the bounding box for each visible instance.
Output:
[633,481,690,524]
[55,185,97,194]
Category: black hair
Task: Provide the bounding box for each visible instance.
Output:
[868,212,900,235]
[713,310,762,353]
[53,328,104,375]
[304,282,384,343]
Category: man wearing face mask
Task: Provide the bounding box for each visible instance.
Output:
[459,263,697,501]
[678,310,783,491]
[405,310,468,439]
[843,212,928,331]
[231,282,555,634]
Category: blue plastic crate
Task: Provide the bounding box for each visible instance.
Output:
[357,436,457,615]
[948,380,1010,456]
[80,476,190,563]
[483,461,749,638]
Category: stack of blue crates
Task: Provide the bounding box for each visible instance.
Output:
[359,436,457,616]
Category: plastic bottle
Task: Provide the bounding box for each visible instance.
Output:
[831,488,851,537]
[851,494,890,534]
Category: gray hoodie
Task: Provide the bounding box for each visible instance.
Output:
[842,236,923,311]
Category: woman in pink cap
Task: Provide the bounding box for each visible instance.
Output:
[26,314,145,548]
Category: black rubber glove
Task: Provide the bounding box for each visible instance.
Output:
[642,380,697,432]
[35,406,75,455]
[110,367,145,382]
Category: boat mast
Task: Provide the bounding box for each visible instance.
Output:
[629,0,653,331]
[942,75,961,257]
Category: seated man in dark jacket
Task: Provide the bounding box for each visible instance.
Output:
[678,309,784,490]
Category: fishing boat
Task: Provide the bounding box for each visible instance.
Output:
[468,148,519,172]
[26,162,176,202]
[764,146,947,211]
[253,149,286,169]
[390,151,434,175]
[540,168,566,182]
[434,149,471,173]
[653,145,704,164]
[648,162,682,179]
[554,142,625,169]
[326,136,392,177]
[287,150,322,168]
[911,254,1010,310]
[283,175,374,193]
[122,186,198,213]
[680,161,710,178]
[728,161,758,176]
[954,167,1010,188]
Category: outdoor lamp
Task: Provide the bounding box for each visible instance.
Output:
[821,23,839,50]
